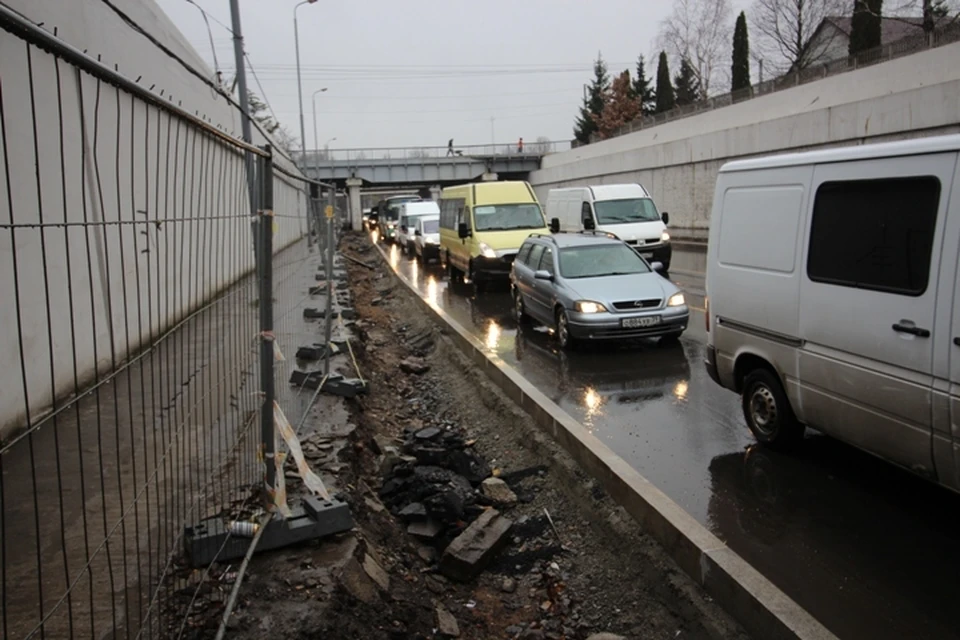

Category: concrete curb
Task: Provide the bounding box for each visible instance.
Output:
[369,241,837,640]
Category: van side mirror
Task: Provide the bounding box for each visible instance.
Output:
[534,269,553,281]
[661,212,670,225]
[457,222,471,239]
[400,225,407,233]
[414,229,422,236]
[549,217,560,234]
[582,216,596,230]
[651,261,665,272]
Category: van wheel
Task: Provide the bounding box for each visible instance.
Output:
[447,256,463,283]
[556,308,577,350]
[742,369,804,450]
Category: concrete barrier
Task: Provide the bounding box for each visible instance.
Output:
[370,242,837,640]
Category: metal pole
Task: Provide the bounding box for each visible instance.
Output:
[324,189,335,376]
[229,0,256,216]
[294,1,310,162]
[257,149,276,508]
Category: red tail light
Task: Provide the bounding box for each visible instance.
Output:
[704,296,710,332]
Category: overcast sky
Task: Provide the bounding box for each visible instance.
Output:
[155,0,746,151]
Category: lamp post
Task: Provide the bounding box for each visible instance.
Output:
[294,0,318,164]
[311,87,329,159]
[324,137,337,160]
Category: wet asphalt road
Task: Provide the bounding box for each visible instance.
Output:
[380,239,960,640]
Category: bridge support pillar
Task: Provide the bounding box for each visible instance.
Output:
[346,178,363,231]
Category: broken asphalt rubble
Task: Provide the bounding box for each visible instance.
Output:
[378,424,518,582]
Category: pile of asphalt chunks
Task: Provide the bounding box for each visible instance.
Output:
[378,425,497,546]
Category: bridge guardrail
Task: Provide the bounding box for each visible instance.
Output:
[297,140,572,165]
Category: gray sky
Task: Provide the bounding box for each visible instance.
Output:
[155,0,744,151]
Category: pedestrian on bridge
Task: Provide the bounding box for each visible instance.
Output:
[517,137,524,154]
[447,138,455,156]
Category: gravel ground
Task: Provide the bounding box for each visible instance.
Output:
[198,232,752,640]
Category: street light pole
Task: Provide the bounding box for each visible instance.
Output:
[311,87,329,159]
[294,0,317,164]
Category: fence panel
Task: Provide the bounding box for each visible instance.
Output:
[0,14,310,640]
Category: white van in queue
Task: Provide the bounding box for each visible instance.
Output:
[705,134,960,493]
[397,200,440,256]
[545,184,672,270]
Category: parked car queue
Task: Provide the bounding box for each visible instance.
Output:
[375,179,687,349]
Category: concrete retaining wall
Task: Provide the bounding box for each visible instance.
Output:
[530,42,960,231]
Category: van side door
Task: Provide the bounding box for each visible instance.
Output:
[798,153,957,476]
[932,161,960,491]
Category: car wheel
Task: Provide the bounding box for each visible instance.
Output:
[556,308,576,350]
[741,369,804,450]
[514,290,530,324]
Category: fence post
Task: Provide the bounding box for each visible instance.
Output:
[257,147,277,508]
[323,189,335,376]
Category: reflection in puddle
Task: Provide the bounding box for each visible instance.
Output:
[674,380,689,400]
[425,276,439,308]
[389,244,399,268]
[485,320,501,351]
[410,256,419,282]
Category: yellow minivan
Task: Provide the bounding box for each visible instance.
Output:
[439,181,549,287]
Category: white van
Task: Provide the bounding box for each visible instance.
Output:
[397,201,440,256]
[546,184,672,270]
[705,134,960,493]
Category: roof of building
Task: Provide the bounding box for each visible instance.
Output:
[823,15,926,45]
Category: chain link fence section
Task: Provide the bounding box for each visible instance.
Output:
[0,10,314,639]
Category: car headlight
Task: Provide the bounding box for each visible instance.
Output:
[667,293,685,307]
[479,242,497,259]
[386,222,396,229]
[575,301,607,314]
[661,231,671,242]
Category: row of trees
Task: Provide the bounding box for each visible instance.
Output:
[574,0,957,143]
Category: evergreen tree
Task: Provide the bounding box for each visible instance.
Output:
[849,0,883,56]
[573,52,611,143]
[674,58,701,107]
[731,12,751,92]
[654,52,675,114]
[633,55,656,116]
[598,71,641,139]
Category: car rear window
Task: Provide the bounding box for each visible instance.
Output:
[559,244,650,278]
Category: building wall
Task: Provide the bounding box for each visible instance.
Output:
[530,41,960,231]
[0,0,311,437]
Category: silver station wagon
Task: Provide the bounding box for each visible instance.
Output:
[510,233,689,349]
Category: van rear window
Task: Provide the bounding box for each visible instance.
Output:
[807,177,940,296]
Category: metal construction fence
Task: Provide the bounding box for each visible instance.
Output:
[580,21,960,147]
[0,8,332,639]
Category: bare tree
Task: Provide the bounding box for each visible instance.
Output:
[749,0,848,73]
[882,0,960,34]
[657,0,734,97]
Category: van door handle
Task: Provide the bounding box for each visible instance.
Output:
[892,323,930,338]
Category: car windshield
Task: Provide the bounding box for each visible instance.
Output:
[473,203,545,231]
[593,198,661,224]
[422,219,439,233]
[559,244,651,278]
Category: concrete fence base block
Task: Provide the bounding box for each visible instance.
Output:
[372,243,838,640]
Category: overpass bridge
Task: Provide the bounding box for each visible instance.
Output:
[298,141,571,230]
[298,141,570,188]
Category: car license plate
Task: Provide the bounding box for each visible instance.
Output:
[640,251,654,258]
[622,316,661,329]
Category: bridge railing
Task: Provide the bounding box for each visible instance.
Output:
[297,140,572,166]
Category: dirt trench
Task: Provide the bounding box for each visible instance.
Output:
[201,231,752,640]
